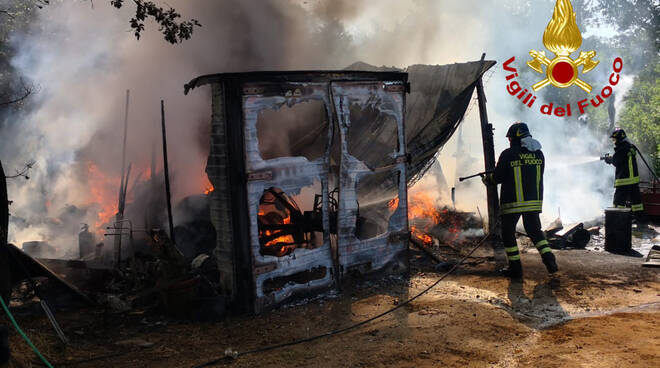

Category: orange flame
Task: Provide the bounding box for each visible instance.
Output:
[86,162,118,232]
[260,214,295,256]
[202,176,214,195]
[410,225,433,246]
[264,216,294,246]
[407,191,463,245]
[408,192,444,224]
[388,197,399,211]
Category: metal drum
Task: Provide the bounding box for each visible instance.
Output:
[605,207,632,254]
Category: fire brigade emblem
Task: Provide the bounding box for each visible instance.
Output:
[527,0,599,92]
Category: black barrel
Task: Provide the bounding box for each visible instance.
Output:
[605,208,632,254]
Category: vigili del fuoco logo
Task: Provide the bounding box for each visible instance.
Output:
[502,0,623,118]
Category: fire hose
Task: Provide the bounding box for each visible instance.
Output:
[0,295,54,368]
[633,145,660,182]
[192,233,491,367]
[602,145,660,183]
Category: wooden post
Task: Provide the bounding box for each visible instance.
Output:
[114,89,129,267]
[0,161,10,304]
[118,89,130,216]
[208,83,237,301]
[476,54,501,239]
[161,100,176,244]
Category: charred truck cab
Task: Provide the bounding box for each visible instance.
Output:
[185,71,410,313]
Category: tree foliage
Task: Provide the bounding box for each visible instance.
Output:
[586,0,660,168]
[617,57,660,171]
[0,0,200,110]
[109,0,201,44]
[579,0,660,71]
[1,1,201,45]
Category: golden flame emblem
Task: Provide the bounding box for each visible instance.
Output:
[527,0,599,92]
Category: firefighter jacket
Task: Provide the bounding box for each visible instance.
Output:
[606,140,640,187]
[486,144,544,215]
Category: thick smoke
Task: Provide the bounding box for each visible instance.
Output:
[2,0,650,253]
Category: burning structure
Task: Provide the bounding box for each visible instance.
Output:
[185,60,495,313]
[0,58,496,318]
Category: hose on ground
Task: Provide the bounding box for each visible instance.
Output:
[192,233,491,367]
[0,295,54,368]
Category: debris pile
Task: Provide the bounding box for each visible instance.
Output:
[543,219,594,249]
[407,191,484,246]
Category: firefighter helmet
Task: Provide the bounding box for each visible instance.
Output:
[610,127,626,142]
[506,122,531,139]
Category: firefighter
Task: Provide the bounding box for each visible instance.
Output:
[483,122,558,278]
[602,128,645,221]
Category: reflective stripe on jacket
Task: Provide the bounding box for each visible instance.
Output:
[612,141,640,187]
[486,145,544,215]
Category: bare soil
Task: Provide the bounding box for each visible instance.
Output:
[3,230,659,368]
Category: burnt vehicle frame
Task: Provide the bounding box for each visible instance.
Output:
[186,71,411,313]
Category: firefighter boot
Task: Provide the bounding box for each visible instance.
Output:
[541,252,558,274]
[634,212,649,230]
[500,260,522,279]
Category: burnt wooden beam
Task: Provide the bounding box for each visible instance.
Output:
[0,161,9,303]
[160,100,176,244]
[410,238,444,264]
[477,53,501,240]
[118,89,130,216]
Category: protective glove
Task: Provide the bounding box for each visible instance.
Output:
[603,154,613,164]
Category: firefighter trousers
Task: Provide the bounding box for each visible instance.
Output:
[501,213,552,262]
[613,183,644,213]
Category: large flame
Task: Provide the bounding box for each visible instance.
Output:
[408,192,443,224]
[85,161,154,235]
[407,192,462,245]
[86,162,119,232]
[543,0,582,56]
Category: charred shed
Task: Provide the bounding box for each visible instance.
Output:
[185,62,494,313]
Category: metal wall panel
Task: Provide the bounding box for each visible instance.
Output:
[331,81,409,277]
[242,83,335,312]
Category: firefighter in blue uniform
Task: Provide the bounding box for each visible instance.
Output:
[603,128,645,220]
[483,122,558,278]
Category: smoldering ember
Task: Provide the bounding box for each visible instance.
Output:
[0,1,658,367]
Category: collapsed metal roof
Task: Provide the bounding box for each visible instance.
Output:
[345,60,497,184]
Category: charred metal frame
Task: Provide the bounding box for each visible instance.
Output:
[186,71,410,313]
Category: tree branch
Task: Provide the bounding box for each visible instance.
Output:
[5,161,35,180]
[0,81,33,107]
[110,0,201,43]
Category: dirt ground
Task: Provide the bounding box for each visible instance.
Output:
[3,227,659,367]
